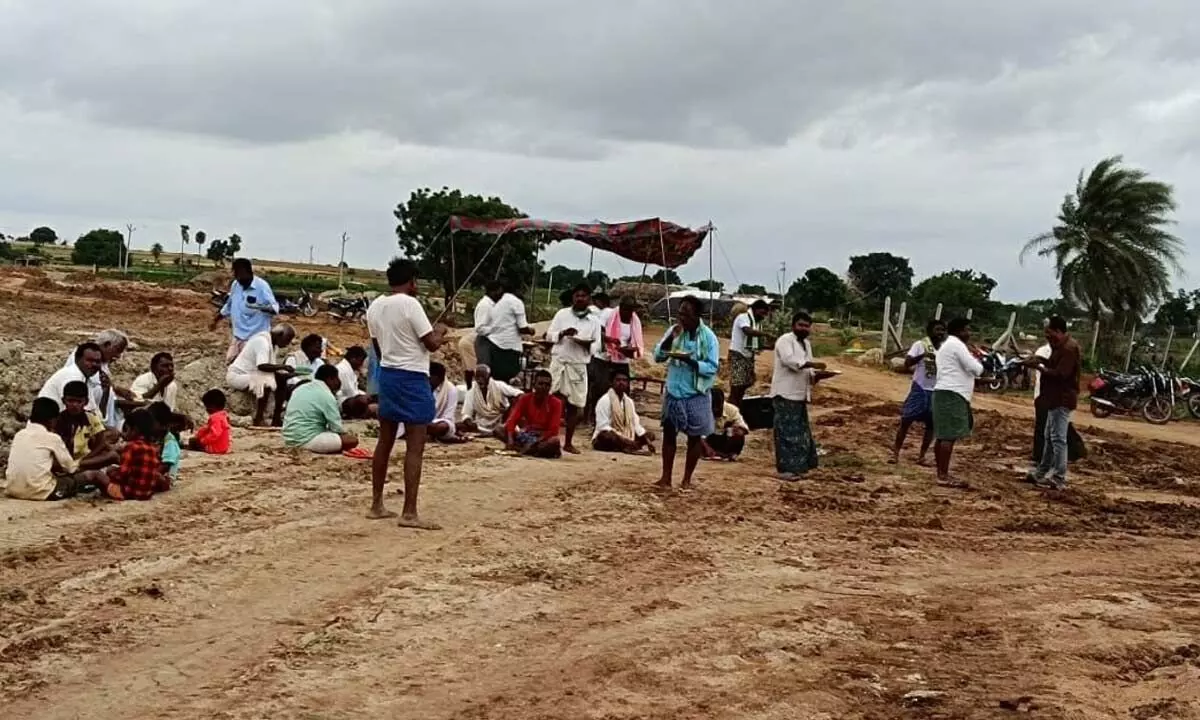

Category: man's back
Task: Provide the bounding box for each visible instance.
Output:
[283,382,339,446]
[366,293,433,373]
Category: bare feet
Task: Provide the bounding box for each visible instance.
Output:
[563,444,581,455]
[398,514,442,530]
[936,476,969,489]
[367,505,398,520]
[680,479,695,491]
[653,478,672,490]
[916,455,929,466]
[887,453,899,465]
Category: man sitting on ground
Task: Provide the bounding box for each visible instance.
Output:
[60,329,137,427]
[225,324,296,426]
[335,345,375,418]
[285,333,326,387]
[283,365,360,454]
[397,362,466,443]
[55,381,120,470]
[505,369,563,458]
[131,352,179,410]
[702,388,750,461]
[40,343,105,413]
[593,368,655,455]
[4,398,113,500]
[460,363,523,440]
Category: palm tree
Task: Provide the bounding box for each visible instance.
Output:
[150,242,164,265]
[1021,155,1184,324]
[195,230,207,259]
[179,225,190,271]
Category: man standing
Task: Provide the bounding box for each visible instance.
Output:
[890,319,947,465]
[592,368,655,455]
[1029,333,1086,469]
[1025,316,1082,489]
[225,324,296,426]
[931,317,983,488]
[654,296,720,490]
[470,280,502,382]
[210,258,279,364]
[547,284,600,454]
[282,364,359,454]
[479,280,534,383]
[729,300,771,406]
[771,311,826,479]
[365,258,446,529]
[587,295,644,419]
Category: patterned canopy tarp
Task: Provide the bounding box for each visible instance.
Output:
[448,216,709,269]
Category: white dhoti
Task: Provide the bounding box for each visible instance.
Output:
[302,432,344,454]
[549,358,588,409]
[226,368,277,399]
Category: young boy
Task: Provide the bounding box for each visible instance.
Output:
[148,401,184,481]
[189,389,232,454]
[100,408,170,501]
[56,380,119,469]
[4,398,110,500]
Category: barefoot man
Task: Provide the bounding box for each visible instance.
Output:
[365,258,446,529]
[890,319,947,465]
[547,283,600,454]
[653,295,720,490]
[931,317,983,488]
[592,367,655,454]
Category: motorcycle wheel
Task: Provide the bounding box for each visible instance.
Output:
[302,305,318,318]
[1089,399,1111,418]
[1188,393,1200,420]
[987,375,1007,393]
[1142,396,1174,425]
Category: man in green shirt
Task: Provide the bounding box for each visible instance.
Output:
[282,365,360,454]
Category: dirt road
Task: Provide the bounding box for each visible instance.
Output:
[3,274,1200,719]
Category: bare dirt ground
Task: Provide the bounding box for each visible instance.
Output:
[3,273,1200,719]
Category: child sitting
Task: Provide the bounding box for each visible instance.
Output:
[188,389,231,454]
[101,408,171,501]
[148,401,186,481]
[4,398,111,501]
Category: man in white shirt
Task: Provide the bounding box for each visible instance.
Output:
[729,300,771,406]
[4,398,109,500]
[460,363,523,439]
[364,258,446,530]
[335,345,374,418]
[890,319,947,465]
[592,367,654,454]
[40,343,105,413]
[469,281,502,386]
[478,280,534,383]
[59,329,133,428]
[225,324,296,426]
[547,283,601,454]
[931,317,984,487]
[770,310,827,480]
[130,352,179,411]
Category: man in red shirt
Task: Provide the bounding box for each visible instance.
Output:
[505,370,563,458]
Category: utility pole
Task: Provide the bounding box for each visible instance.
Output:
[309,245,314,265]
[337,232,348,289]
[124,223,136,274]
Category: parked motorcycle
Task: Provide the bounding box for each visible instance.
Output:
[1088,365,1173,424]
[977,349,1027,392]
[279,288,318,317]
[1176,375,1200,419]
[327,294,369,322]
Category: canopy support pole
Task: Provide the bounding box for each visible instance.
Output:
[708,222,715,326]
[658,219,671,320]
[434,220,513,324]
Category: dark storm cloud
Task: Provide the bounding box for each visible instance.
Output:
[3,0,1199,155]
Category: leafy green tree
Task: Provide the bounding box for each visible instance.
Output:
[694,279,724,292]
[1021,155,1183,324]
[547,265,587,289]
[651,268,682,285]
[585,270,610,291]
[787,267,848,312]
[848,252,913,302]
[150,243,164,264]
[228,233,242,255]
[737,283,768,295]
[71,229,125,267]
[911,269,996,308]
[395,187,537,299]
[29,226,58,246]
[179,225,190,272]
[205,234,242,266]
[1153,289,1200,329]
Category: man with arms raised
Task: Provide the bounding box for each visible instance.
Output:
[653,296,720,490]
[210,258,280,364]
[547,283,600,454]
[365,258,446,529]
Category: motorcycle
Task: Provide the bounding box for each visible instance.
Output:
[978,349,1027,392]
[1088,365,1173,424]
[279,288,318,317]
[327,294,369,322]
[1175,375,1200,420]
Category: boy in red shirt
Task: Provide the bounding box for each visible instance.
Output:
[505,370,563,458]
[189,389,232,454]
[101,409,171,501]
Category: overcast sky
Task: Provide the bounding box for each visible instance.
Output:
[2,0,1199,302]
